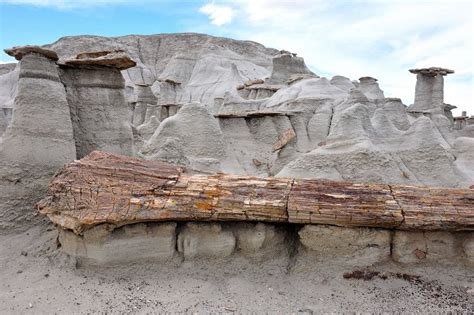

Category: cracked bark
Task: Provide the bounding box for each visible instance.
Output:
[38,151,474,235]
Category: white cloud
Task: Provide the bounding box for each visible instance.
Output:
[199,3,233,26]
[203,0,473,115]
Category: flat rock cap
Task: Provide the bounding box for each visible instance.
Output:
[4,45,58,61]
[444,103,457,110]
[61,50,136,70]
[359,76,378,82]
[384,97,402,102]
[409,67,454,76]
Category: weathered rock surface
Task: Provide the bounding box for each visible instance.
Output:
[0,63,18,136]
[140,103,227,171]
[61,50,136,70]
[392,231,466,264]
[45,33,277,107]
[357,76,385,100]
[0,62,16,75]
[59,52,134,159]
[1,34,472,189]
[0,48,76,232]
[408,67,454,115]
[231,222,287,259]
[4,45,58,61]
[463,233,474,265]
[37,151,474,234]
[133,84,157,126]
[1,34,473,239]
[177,222,236,259]
[298,225,391,266]
[266,52,315,85]
[59,222,177,265]
[56,220,473,266]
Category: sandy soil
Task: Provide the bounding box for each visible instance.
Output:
[1,222,473,314]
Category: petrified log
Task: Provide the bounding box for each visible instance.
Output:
[37,151,474,234]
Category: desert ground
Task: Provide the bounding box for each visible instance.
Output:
[1,219,472,314]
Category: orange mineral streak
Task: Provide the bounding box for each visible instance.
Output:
[37,151,474,235]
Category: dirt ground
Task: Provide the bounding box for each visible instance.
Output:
[1,222,473,314]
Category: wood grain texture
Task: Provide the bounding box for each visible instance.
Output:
[37,151,474,234]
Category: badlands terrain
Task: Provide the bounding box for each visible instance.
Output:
[0,33,473,313]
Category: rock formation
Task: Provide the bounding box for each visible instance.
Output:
[59,50,135,158]
[267,51,315,85]
[0,46,76,232]
[357,76,385,100]
[38,151,474,234]
[407,67,454,115]
[44,34,277,108]
[132,83,157,126]
[140,103,227,171]
[0,33,473,234]
[0,63,18,136]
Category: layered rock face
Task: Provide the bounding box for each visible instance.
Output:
[0,46,138,232]
[58,221,473,267]
[140,103,227,171]
[408,67,454,115]
[133,84,157,126]
[0,63,18,135]
[59,51,135,158]
[38,151,472,266]
[0,47,76,232]
[0,34,471,188]
[0,34,473,235]
[44,33,277,107]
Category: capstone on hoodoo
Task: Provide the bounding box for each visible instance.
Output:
[0,46,76,232]
[59,50,136,159]
[0,34,473,233]
[0,45,137,232]
[407,67,454,116]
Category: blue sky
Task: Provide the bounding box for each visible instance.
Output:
[0,0,472,115]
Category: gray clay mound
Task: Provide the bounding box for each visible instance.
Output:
[0,34,473,232]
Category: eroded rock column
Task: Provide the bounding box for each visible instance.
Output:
[132,83,157,126]
[0,46,76,232]
[357,76,385,100]
[267,51,315,85]
[59,50,136,159]
[408,67,454,114]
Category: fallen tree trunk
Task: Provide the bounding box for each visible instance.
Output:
[37,151,474,234]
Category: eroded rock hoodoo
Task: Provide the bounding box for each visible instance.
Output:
[0,46,76,232]
[0,34,472,270]
[408,67,454,116]
[59,50,135,158]
[132,83,157,126]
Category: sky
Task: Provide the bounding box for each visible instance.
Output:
[0,0,472,115]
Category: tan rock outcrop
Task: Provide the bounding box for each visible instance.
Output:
[61,50,136,70]
[4,45,58,61]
